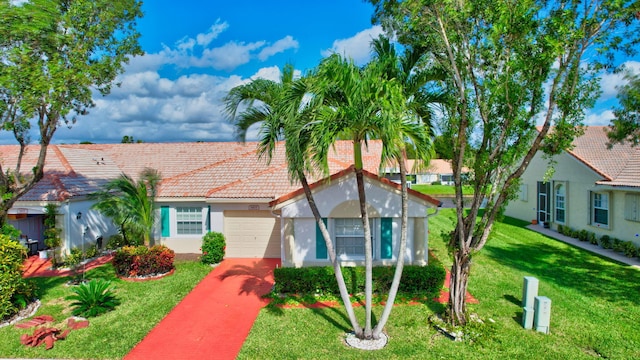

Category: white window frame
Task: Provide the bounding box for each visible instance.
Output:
[175,207,204,235]
[332,218,376,261]
[555,184,565,224]
[591,192,609,228]
[625,193,640,222]
[519,184,528,202]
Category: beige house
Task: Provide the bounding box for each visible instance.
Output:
[383,159,467,185]
[505,126,640,247]
[3,140,441,265]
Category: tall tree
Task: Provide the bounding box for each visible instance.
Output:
[308,52,433,340]
[371,0,640,325]
[224,64,364,336]
[607,69,640,146]
[0,0,143,226]
[90,168,161,247]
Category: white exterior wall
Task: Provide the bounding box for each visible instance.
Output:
[278,174,431,267]
[62,199,117,254]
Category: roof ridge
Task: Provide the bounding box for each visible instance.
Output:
[206,162,288,197]
[161,147,260,185]
[51,145,77,177]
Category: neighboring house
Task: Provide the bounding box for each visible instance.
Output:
[505,126,640,247]
[3,140,441,266]
[384,159,466,185]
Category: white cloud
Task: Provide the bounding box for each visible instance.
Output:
[321,26,384,64]
[599,60,640,100]
[258,35,299,61]
[197,41,265,71]
[196,21,229,47]
[584,109,615,126]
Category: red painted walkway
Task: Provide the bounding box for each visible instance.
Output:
[124,258,280,360]
[22,254,114,278]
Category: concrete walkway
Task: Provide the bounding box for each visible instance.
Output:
[124,258,280,360]
[527,225,640,269]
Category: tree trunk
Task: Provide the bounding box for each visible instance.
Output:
[373,154,408,339]
[299,173,364,337]
[449,249,471,326]
[354,142,374,339]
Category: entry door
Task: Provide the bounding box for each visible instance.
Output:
[537,182,551,224]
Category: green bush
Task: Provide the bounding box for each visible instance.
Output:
[600,235,612,249]
[621,241,637,258]
[273,263,446,299]
[557,225,565,235]
[112,245,175,277]
[587,232,598,245]
[201,232,226,265]
[67,279,119,317]
[105,233,141,250]
[0,235,36,321]
[431,181,442,185]
[1,223,20,239]
[612,238,624,252]
[578,230,589,241]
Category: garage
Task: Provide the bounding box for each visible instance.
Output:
[223,210,281,258]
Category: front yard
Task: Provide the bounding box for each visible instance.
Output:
[239,209,640,359]
[0,260,212,359]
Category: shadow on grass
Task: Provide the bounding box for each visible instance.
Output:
[483,233,640,306]
[31,276,69,300]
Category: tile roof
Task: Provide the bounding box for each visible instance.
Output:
[565,126,640,188]
[1,140,384,202]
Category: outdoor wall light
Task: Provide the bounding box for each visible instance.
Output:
[76,212,82,220]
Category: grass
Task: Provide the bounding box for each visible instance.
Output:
[0,260,212,359]
[238,209,640,359]
[412,184,474,195]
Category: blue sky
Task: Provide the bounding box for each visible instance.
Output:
[2,0,638,144]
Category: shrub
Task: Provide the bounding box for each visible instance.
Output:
[1,223,20,239]
[587,232,598,245]
[201,232,226,265]
[67,279,119,317]
[84,245,98,259]
[273,263,446,299]
[431,181,442,185]
[556,225,565,235]
[612,238,624,252]
[621,241,637,258]
[112,245,175,277]
[578,230,589,241]
[600,235,612,249]
[105,233,141,250]
[0,235,37,321]
[570,229,579,239]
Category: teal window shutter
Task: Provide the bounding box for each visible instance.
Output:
[161,206,170,237]
[381,217,392,259]
[206,205,211,232]
[316,218,328,259]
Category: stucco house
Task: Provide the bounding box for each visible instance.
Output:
[3,140,441,266]
[505,126,640,247]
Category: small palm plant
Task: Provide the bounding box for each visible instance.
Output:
[67,279,120,317]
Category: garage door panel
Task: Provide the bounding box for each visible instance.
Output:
[224,210,280,258]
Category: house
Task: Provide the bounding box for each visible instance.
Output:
[383,159,466,185]
[3,140,441,266]
[505,126,640,247]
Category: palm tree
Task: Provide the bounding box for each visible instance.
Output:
[308,49,435,339]
[90,168,161,247]
[224,66,364,336]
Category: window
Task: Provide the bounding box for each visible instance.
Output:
[519,184,528,202]
[176,207,203,235]
[592,192,609,227]
[555,184,565,223]
[625,193,640,222]
[334,218,375,258]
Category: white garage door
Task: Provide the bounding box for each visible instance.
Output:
[223,210,280,258]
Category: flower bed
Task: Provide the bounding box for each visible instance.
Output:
[112,245,175,278]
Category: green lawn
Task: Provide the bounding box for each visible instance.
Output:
[239,209,640,359]
[0,260,212,359]
[412,184,474,195]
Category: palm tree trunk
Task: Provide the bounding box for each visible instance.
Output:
[373,154,408,339]
[300,173,364,337]
[353,141,374,339]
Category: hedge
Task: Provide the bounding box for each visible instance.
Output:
[273,262,446,298]
[0,235,36,321]
[112,245,175,277]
